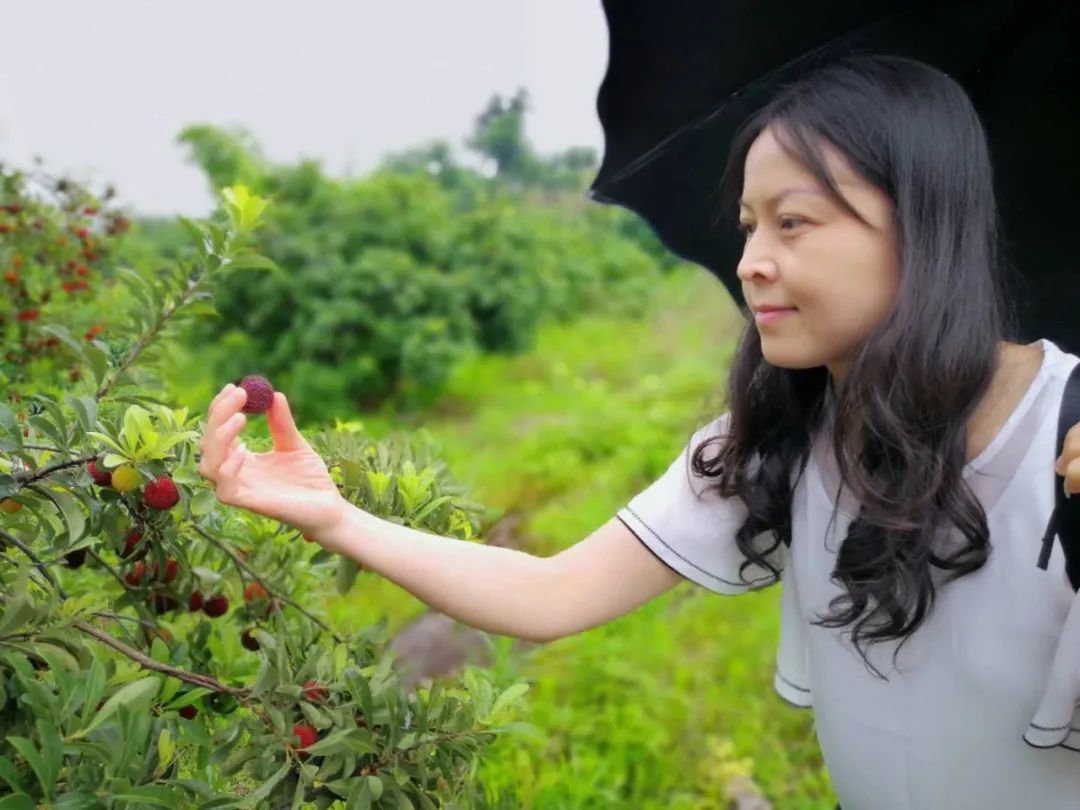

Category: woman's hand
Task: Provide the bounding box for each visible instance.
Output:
[198,384,348,546]
[1055,421,1080,496]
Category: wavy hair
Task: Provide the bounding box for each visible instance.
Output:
[692,54,1020,676]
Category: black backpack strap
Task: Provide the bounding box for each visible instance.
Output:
[1036,361,1080,590]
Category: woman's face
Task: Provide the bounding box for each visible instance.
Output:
[736,125,901,385]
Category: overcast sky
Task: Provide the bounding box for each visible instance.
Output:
[0,1,608,217]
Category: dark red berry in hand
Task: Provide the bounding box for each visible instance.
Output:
[202,594,229,618]
[236,374,274,414]
[143,476,180,510]
[240,629,260,651]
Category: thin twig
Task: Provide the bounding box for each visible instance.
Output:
[0,528,69,599]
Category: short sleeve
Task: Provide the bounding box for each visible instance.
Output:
[615,412,787,595]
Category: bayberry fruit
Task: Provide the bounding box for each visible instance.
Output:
[243,582,268,602]
[120,529,144,559]
[63,548,88,568]
[188,591,204,612]
[202,594,229,618]
[150,591,179,614]
[150,558,179,583]
[87,460,112,486]
[110,465,143,493]
[178,704,198,720]
[143,476,179,510]
[291,722,318,758]
[302,680,328,702]
[240,629,260,651]
[236,374,274,414]
[125,561,146,587]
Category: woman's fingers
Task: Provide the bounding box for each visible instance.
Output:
[200,391,247,481]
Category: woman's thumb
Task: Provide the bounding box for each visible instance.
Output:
[268,392,307,452]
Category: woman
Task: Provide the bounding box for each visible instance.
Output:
[198,55,1080,808]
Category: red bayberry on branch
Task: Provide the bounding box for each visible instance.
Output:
[120,529,144,559]
[75,264,88,276]
[16,310,39,322]
[63,548,88,569]
[87,460,112,487]
[302,680,328,702]
[240,629,260,651]
[291,723,319,759]
[150,591,179,614]
[3,271,17,284]
[202,593,229,618]
[143,476,180,510]
[178,704,198,720]
[188,591,204,612]
[124,561,146,587]
[150,558,179,583]
[75,227,89,240]
[243,581,268,602]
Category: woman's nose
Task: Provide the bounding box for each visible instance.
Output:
[735,238,779,283]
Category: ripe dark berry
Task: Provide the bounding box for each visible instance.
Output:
[178,704,198,720]
[243,581,268,602]
[120,529,144,559]
[240,629,260,651]
[236,374,274,414]
[64,548,88,568]
[87,459,112,486]
[150,591,179,614]
[143,476,180,510]
[291,722,318,756]
[188,591,204,612]
[124,561,146,587]
[302,680,328,702]
[150,558,179,583]
[202,594,229,618]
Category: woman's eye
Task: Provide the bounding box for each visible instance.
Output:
[738,222,755,239]
[779,216,807,232]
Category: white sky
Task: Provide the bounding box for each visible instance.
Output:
[0,1,608,217]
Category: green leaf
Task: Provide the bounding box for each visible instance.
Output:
[110,785,179,807]
[65,395,97,436]
[42,487,86,545]
[488,682,530,720]
[85,431,127,457]
[71,675,161,739]
[0,757,26,794]
[190,488,217,517]
[336,556,359,595]
[0,594,35,637]
[0,794,36,810]
[6,738,52,801]
[236,760,290,808]
[158,727,174,766]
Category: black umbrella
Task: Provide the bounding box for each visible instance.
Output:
[587,0,1079,351]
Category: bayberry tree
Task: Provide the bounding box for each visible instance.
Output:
[0,170,536,808]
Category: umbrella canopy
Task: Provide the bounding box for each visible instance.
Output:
[588,0,1079,351]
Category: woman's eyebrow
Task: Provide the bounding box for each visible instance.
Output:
[739,187,827,209]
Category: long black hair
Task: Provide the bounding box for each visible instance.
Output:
[693,54,1021,677]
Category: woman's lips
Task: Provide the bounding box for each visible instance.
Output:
[754,307,797,325]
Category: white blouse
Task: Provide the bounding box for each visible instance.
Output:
[616,339,1080,809]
